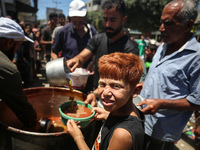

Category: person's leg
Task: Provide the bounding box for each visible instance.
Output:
[143,134,174,150]
[143,134,151,150]
[195,111,200,150]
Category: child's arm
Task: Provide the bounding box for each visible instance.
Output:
[67,119,89,150]
[107,128,133,150]
[93,107,109,120]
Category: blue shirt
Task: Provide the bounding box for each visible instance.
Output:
[51,23,96,68]
[140,35,200,142]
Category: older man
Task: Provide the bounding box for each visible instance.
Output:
[0,17,37,128]
[51,0,96,69]
[137,0,200,149]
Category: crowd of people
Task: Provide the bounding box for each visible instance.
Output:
[7,11,71,88]
[1,0,200,150]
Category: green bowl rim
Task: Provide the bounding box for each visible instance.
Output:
[59,100,95,121]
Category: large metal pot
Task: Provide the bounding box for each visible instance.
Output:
[0,87,102,150]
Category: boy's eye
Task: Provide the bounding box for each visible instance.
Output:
[99,82,106,87]
[112,84,121,89]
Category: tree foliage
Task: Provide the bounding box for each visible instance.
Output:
[124,0,171,33]
[86,11,104,33]
[87,0,199,34]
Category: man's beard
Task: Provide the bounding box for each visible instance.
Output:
[105,25,122,39]
[4,46,15,61]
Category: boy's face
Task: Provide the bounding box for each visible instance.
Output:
[98,77,134,116]
[145,48,155,59]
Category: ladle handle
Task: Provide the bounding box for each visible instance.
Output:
[39,118,52,133]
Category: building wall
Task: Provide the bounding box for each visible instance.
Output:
[46,7,62,21]
[0,0,15,17]
[85,0,102,12]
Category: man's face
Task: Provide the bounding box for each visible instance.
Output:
[25,28,31,35]
[159,2,186,46]
[59,17,66,26]
[103,7,126,38]
[71,16,86,30]
[50,17,58,28]
[5,41,23,60]
[141,35,145,41]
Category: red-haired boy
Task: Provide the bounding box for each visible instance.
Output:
[67,52,144,150]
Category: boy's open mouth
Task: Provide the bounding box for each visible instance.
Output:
[102,99,115,106]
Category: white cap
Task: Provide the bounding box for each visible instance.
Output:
[149,39,157,45]
[69,0,87,17]
[0,17,34,43]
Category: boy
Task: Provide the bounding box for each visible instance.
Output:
[67,52,144,150]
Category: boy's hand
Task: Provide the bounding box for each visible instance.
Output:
[67,119,83,139]
[93,107,109,120]
[84,93,97,107]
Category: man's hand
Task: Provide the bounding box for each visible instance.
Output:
[86,56,95,75]
[86,61,95,75]
[67,57,82,72]
[84,93,97,107]
[51,51,58,60]
[137,99,164,114]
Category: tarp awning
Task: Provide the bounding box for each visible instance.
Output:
[16,1,38,13]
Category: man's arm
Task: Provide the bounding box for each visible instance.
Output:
[40,35,52,45]
[138,98,200,114]
[51,28,66,60]
[51,51,58,60]
[50,38,59,60]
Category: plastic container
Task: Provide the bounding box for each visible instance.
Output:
[133,95,144,110]
[69,68,90,89]
[59,101,95,128]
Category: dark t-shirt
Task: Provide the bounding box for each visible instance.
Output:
[86,33,139,88]
[93,113,144,150]
[42,26,53,55]
[52,23,96,68]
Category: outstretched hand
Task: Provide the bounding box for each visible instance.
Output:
[67,119,83,139]
[67,58,81,72]
[84,93,97,107]
[137,99,164,114]
[93,107,109,120]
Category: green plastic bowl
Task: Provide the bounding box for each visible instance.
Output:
[59,101,95,128]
